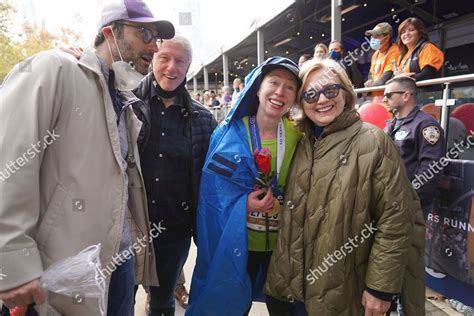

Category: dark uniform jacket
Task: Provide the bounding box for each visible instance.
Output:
[384,106,446,208]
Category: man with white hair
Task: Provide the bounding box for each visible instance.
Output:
[132,34,217,315]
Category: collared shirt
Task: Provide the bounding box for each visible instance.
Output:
[140,80,193,243]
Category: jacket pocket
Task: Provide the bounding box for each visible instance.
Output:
[36,184,68,250]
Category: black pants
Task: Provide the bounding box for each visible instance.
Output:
[245,251,294,316]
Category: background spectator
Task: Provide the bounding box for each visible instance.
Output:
[394,17,444,81]
[313,42,328,59]
[232,78,243,104]
[298,53,312,67]
[364,22,400,96]
[328,40,364,88]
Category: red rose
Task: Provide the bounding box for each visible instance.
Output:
[255,148,272,174]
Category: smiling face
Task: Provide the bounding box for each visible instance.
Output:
[256,68,298,121]
[152,40,191,91]
[400,23,420,49]
[302,68,346,126]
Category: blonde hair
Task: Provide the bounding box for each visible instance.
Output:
[313,43,328,58]
[297,58,357,122]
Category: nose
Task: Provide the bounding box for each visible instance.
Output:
[274,83,285,96]
[382,95,388,102]
[317,91,329,103]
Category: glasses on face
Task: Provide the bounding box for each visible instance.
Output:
[118,22,163,46]
[383,91,405,99]
[301,83,343,103]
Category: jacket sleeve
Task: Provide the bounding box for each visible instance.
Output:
[412,121,446,204]
[188,137,254,315]
[365,131,421,294]
[0,51,64,291]
[413,65,439,81]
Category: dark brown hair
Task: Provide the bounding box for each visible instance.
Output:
[94,22,124,48]
[397,17,429,56]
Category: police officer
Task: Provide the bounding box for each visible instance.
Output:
[383,76,446,219]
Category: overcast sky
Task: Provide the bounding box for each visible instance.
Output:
[12,0,294,74]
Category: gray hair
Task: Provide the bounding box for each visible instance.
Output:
[166,32,193,61]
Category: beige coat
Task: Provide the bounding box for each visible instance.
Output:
[0,48,157,315]
[265,110,425,315]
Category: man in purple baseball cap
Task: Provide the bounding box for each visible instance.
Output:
[0,1,174,315]
[98,0,174,40]
[95,0,175,80]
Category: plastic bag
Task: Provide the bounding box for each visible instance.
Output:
[39,244,105,316]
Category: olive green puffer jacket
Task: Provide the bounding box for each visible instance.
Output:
[265,109,425,315]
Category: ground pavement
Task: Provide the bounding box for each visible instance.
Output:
[134,244,466,316]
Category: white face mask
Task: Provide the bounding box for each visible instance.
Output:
[105,26,145,90]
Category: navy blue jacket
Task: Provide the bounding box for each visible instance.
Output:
[384,106,446,208]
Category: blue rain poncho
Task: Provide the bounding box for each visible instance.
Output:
[187,57,300,316]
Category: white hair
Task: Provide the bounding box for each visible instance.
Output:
[167,32,193,61]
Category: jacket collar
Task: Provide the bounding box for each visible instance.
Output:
[136,72,192,112]
[78,47,103,76]
[302,109,362,159]
[149,78,184,108]
[399,105,419,125]
[387,106,419,133]
[304,109,361,140]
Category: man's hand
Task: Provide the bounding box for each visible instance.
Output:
[246,188,274,213]
[59,46,84,60]
[392,68,416,79]
[0,279,46,309]
[361,290,391,316]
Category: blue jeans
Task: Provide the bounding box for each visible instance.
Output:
[107,257,135,316]
[148,238,191,316]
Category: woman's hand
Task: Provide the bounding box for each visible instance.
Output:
[361,290,391,316]
[246,188,274,213]
[393,70,416,79]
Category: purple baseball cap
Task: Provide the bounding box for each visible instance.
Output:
[97,0,175,39]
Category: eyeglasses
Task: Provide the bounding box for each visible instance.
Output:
[383,91,406,99]
[301,84,343,103]
[117,22,163,45]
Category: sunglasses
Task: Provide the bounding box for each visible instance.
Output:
[118,22,163,45]
[383,91,406,99]
[301,84,343,103]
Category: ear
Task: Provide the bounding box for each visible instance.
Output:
[102,25,116,41]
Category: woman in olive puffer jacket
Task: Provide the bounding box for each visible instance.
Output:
[264,59,425,316]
